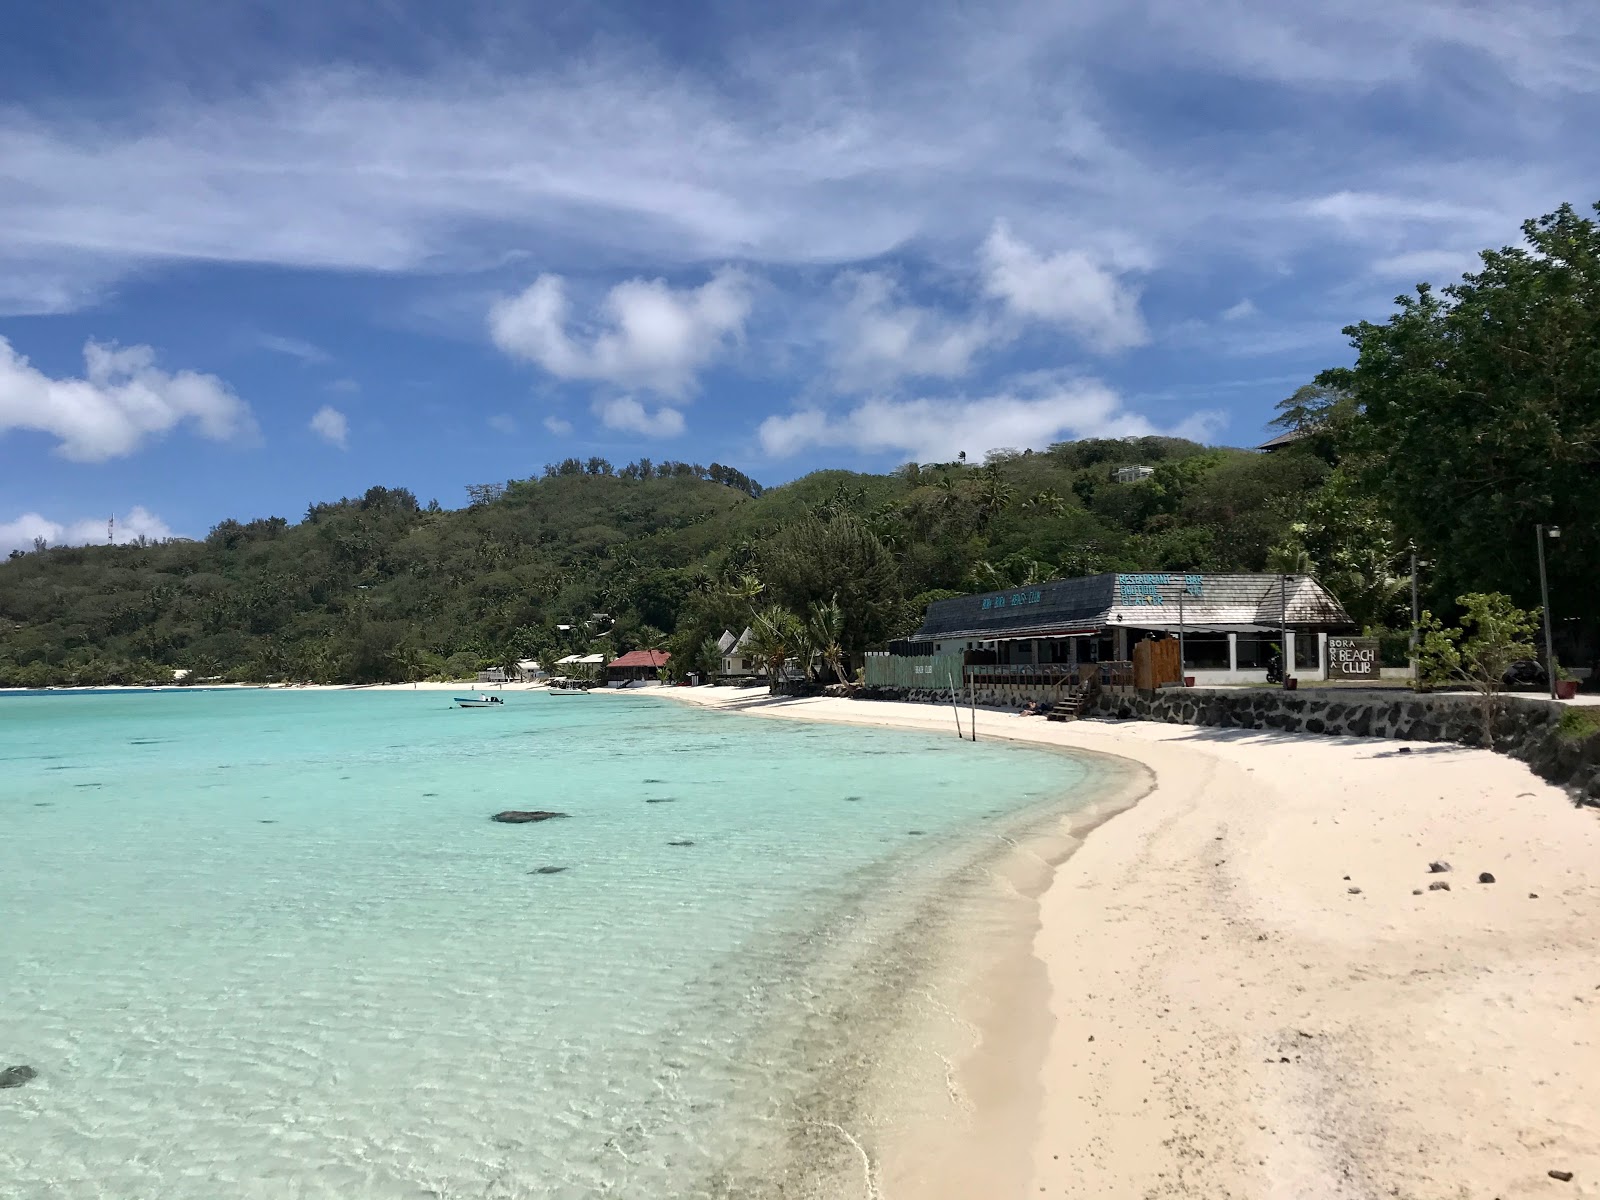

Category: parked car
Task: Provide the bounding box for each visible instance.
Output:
[1501,659,1547,689]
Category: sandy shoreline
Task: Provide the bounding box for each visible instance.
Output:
[647,686,1600,1199]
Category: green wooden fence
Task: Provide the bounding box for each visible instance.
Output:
[862,651,968,690]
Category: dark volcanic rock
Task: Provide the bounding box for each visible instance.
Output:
[491,810,569,824]
[1548,1169,1574,1183]
[0,1065,38,1089]
[1428,860,1452,873]
[1427,880,1451,892]
[1478,871,1496,884]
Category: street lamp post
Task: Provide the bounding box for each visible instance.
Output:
[1177,581,1186,684]
[1409,543,1419,657]
[1536,525,1560,700]
[1279,572,1290,689]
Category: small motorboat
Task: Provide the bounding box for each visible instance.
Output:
[455,694,504,708]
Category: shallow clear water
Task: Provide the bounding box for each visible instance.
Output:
[0,689,1105,1198]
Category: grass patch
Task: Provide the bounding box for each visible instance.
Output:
[1557,706,1600,742]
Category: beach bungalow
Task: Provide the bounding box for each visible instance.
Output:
[717,628,760,680]
[553,652,606,683]
[877,572,1354,691]
[606,649,669,684]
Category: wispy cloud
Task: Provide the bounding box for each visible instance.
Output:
[308,404,348,448]
[592,396,685,438]
[256,332,331,365]
[490,270,750,396]
[980,222,1149,352]
[487,413,518,435]
[4,2,1590,318]
[825,271,995,390]
[0,336,256,461]
[543,415,574,436]
[759,371,1223,462]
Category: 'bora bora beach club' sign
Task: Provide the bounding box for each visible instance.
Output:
[1327,636,1380,680]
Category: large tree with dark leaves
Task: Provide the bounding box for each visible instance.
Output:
[1321,202,1599,628]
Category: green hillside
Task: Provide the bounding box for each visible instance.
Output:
[1,439,1332,686]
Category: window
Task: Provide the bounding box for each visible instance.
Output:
[1294,636,1320,671]
[1235,636,1277,669]
[1181,634,1229,669]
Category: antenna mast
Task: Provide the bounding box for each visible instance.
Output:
[108,514,114,544]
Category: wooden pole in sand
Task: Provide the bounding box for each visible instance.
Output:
[969,670,977,741]
[947,669,965,739]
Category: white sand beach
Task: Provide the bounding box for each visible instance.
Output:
[651,686,1600,1199]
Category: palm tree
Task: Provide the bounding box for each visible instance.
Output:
[390,643,427,684]
[976,469,1013,527]
[724,572,765,613]
[805,597,847,684]
[745,606,806,695]
[1023,490,1066,516]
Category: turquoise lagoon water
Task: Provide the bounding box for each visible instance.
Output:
[0,690,1110,1198]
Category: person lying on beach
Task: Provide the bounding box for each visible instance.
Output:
[1019,700,1045,716]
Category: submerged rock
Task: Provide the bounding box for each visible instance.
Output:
[529,866,568,874]
[644,798,674,804]
[667,839,696,847]
[0,1065,37,1089]
[491,810,569,824]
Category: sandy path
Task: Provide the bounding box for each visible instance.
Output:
[647,687,1600,1199]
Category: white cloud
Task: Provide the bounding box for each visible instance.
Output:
[308,404,348,448]
[1221,299,1258,321]
[257,333,330,364]
[0,337,256,462]
[1,505,175,554]
[490,269,750,395]
[592,396,686,438]
[827,271,995,389]
[0,4,1593,325]
[487,413,518,435]
[758,372,1222,462]
[980,222,1149,352]
[542,415,574,436]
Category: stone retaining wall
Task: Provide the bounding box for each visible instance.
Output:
[833,683,1600,804]
[1088,687,1600,802]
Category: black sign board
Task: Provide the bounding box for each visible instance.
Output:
[1326,636,1380,680]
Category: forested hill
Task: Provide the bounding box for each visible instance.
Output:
[4,202,1598,688]
[2,438,1334,686]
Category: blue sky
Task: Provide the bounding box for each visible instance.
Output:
[2,0,1597,549]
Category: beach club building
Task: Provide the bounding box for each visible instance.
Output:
[875,572,1353,690]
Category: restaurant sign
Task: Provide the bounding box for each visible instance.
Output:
[1326,636,1380,680]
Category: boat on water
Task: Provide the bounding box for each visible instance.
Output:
[454,694,504,708]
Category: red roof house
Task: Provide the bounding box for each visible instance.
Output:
[606,649,670,682]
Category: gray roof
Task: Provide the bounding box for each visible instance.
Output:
[913,573,1351,641]
[1257,429,1308,451]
